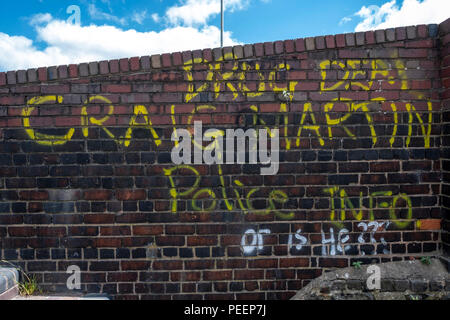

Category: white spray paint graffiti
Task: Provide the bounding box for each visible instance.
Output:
[241,229,271,255]
[288,229,308,251]
[321,228,351,256]
[240,221,391,257]
[357,221,391,255]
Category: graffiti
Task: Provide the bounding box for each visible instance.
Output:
[320,222,390,256]
[241,228,271,256]
[19,56,434,150]
[288,229,308,251]
[183,54,298,103]
[22,96,75,146]
[171,121,280,175]
[319,59,407,91]
[21,96,432,151]
[321,227,351,256]
[163,164,294,219]
[14,56,433,239]
[357,221,391,255]
[23,95,162,147]
[238,222,391,257]
[324,186,413,229]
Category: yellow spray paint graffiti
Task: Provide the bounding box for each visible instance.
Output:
[81,95,115,140]
[183,54,297,103]
[324,186,413,229]
[17,57,436,232]
[21,58,434,151]
[22,96,75,146]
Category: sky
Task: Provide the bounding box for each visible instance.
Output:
[0,0,448,72]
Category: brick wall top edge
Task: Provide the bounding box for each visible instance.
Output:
[439,17,450,35]
[0,20,447,87]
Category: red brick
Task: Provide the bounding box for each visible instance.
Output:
[8,227,36,237]
[172,52,183,66]
[339,49,369,59]
[121,261,151,270]
[0,72,6,86]
[264,42,274,55]
[396,27,407,40]
[153,260,183,270]
[248,259,278,268]
[53,116,80,127]
[41,84,70,94]
[156,236,185,246]
[318,258,348,268]
[166,225,195,234]
[0,96,24,105]
[171,272,201,282]
[287,71,307,80]
[325,35,335,48]
[254,43,264,57]
[274,41,284,54]
[130,57,140,71]
[399,48,428,57]
[93,238,121,247]
[185,260,214,270]
[119,58,130,72]
[109,59,120,73]
[161,53,171,67]
[365,31,375,44]
[108,272,138,282]
[103,84,132,93]
[187,236,218,246]
[19,191,48,200]
[100,226,131,236]
[133,225,163,235]
[83,214,115,225]
[38,67,47,81]
[335,34,346,47]
[36,227,67,237]
[116,189,146,200]
[405,39,434,48]
[417,219,441,230]
[234,269,264,280]
[203,271,232,281]
[417,24,427,38]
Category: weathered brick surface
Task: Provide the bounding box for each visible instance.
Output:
[441,18,450,256]
[0,18,449,300]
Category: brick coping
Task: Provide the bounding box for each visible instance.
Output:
[0,18,449,87]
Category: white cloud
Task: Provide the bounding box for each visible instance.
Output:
[132,10,147,24]
[0,0,257,71]
[29,13,53,25]
[354,0,450,32]
[151,13,161,23]
[88,3,127,26]
[166,0,249,26]
[339,16,352,26]
[0,15,240,71]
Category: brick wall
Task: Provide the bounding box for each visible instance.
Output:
[441,18,450,255]
[0,18,448,300]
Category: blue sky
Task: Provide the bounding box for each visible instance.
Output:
[0,0,448,71]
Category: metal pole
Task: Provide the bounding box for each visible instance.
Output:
[220,0,224,47]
